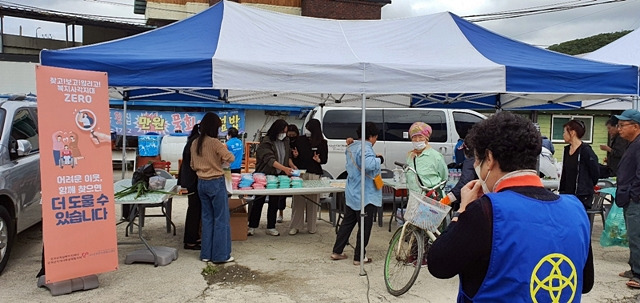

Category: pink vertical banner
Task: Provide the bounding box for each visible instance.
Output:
[35,65,118,283]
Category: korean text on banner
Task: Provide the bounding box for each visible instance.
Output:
[35,65,118,284]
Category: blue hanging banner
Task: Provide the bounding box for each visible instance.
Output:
[110,109,245,136]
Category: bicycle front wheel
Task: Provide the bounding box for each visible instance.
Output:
[384,225,424,296]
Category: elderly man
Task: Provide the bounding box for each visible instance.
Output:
[613,109,640,289]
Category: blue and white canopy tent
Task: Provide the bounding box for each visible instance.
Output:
[40,0,639,271]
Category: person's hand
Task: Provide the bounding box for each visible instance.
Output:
[460,180,483,212]
[313,152,321,163]
[599,144,611,152]
[292,147,299,158]
[346,137,354,145]
[284,167,294,176]
[90,131,111,145]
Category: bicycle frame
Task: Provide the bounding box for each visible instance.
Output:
[393,161,447,253]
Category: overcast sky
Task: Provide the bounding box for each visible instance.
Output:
[4,0,640,47]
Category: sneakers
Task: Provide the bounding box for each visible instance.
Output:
[201,258,210,262]
[247,227,255,236]
[288,228,298,235]
[213,256,235,264]
[266,228,280,236]
[276,215,283,223]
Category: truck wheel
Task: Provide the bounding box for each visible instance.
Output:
[0,205,14,275]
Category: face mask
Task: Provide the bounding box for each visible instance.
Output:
[412,141,426,150]
[474,161,491,194]
[278,133,286,141]
[305,131,311,137]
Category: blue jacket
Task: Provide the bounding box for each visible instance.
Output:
[345,141,381,210]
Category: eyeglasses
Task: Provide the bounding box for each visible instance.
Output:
[617,122,636,129]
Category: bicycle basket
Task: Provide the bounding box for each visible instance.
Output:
[404,192,451,231]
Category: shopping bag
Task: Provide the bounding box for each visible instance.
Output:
[373,174,384,190]
[600,202,628,247]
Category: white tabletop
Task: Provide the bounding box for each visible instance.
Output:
[114,179,178,204]
[383,178,408,190]
[229,179,345,196]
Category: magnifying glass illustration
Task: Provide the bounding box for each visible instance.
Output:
[75,109,99,142]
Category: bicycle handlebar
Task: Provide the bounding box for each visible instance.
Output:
[394,161,447,192]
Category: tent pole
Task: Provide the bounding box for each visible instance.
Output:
[121,91,129,180]
[359,93,366,276]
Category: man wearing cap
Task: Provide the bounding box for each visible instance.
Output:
[613,109,640,288]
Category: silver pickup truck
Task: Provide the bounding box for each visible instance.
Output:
[0,95,42,274]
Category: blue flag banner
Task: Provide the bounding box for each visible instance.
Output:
[110,109,244,136]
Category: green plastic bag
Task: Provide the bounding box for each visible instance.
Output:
[600,202,628,247]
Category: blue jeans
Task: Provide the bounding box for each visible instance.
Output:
[198,177,231,262]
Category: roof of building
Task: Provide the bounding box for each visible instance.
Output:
[0,4,155,31]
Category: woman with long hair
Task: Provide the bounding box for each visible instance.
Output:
[559,119,600,210]
[288,119,328,235]
[190,112,235,263]
[178,124,202,250]
[249,119,296,236]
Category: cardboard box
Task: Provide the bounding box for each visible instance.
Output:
[229,198,248,241]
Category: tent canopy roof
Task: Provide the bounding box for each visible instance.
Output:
[41,0,638,101]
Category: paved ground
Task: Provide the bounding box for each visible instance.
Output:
[2,176,640,302]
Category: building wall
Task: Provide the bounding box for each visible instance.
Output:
[301,0,384,19]
[537,112,611,163]
[0,61,37,94]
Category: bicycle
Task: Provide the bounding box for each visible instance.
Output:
[383,161,451,296]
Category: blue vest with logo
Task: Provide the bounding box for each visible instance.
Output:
[458,191,590,303]
[226,137,244,169]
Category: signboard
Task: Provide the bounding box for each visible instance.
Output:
[36,65,118,283]
[110,109,244,136]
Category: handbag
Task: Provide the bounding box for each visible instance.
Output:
[348,149,383,190]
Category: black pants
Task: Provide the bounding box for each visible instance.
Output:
[577,194,594,210]
[333,204,377,261]
[183,189,202,244]
[248,195,281,229]
[278,196,287,211]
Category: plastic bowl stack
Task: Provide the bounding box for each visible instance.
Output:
[238,173,254,190]
[266,175,279,189]
[253,173,267,190]
[231,173,242,190]
[278,175,291,188]
[290,176,303,188]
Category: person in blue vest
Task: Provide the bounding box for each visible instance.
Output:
[226,127,244,174]
[427,111,593,302]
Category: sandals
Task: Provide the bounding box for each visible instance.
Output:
[353,257,372,266]
[627,276,640,289]
[331,253,348,260]
[620,270,634,279]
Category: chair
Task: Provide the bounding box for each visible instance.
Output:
[587,192,610,231]
[135,162,176,235]
[377,169,395,227]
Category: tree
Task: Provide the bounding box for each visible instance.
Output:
[548,30,632,55]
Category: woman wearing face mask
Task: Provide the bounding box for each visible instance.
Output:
[288,119,328,235]
[276,124,301,223]
[559,120,600,210]
[248,119,296,236]
[405,122,448,199]
[426,112,593,302]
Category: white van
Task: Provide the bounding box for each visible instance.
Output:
[303,106,487,179]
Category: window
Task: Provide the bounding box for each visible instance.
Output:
[384,109,447,143]
[322,109,383,139]
[452,111,485,139]
[551,115,593,143]
[11,108,39,153]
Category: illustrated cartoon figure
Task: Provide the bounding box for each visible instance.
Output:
[68,132,82,164]
[52,131,63,166]
[59,145,74,168]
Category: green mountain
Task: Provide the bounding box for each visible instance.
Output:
[548,30,632,55]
